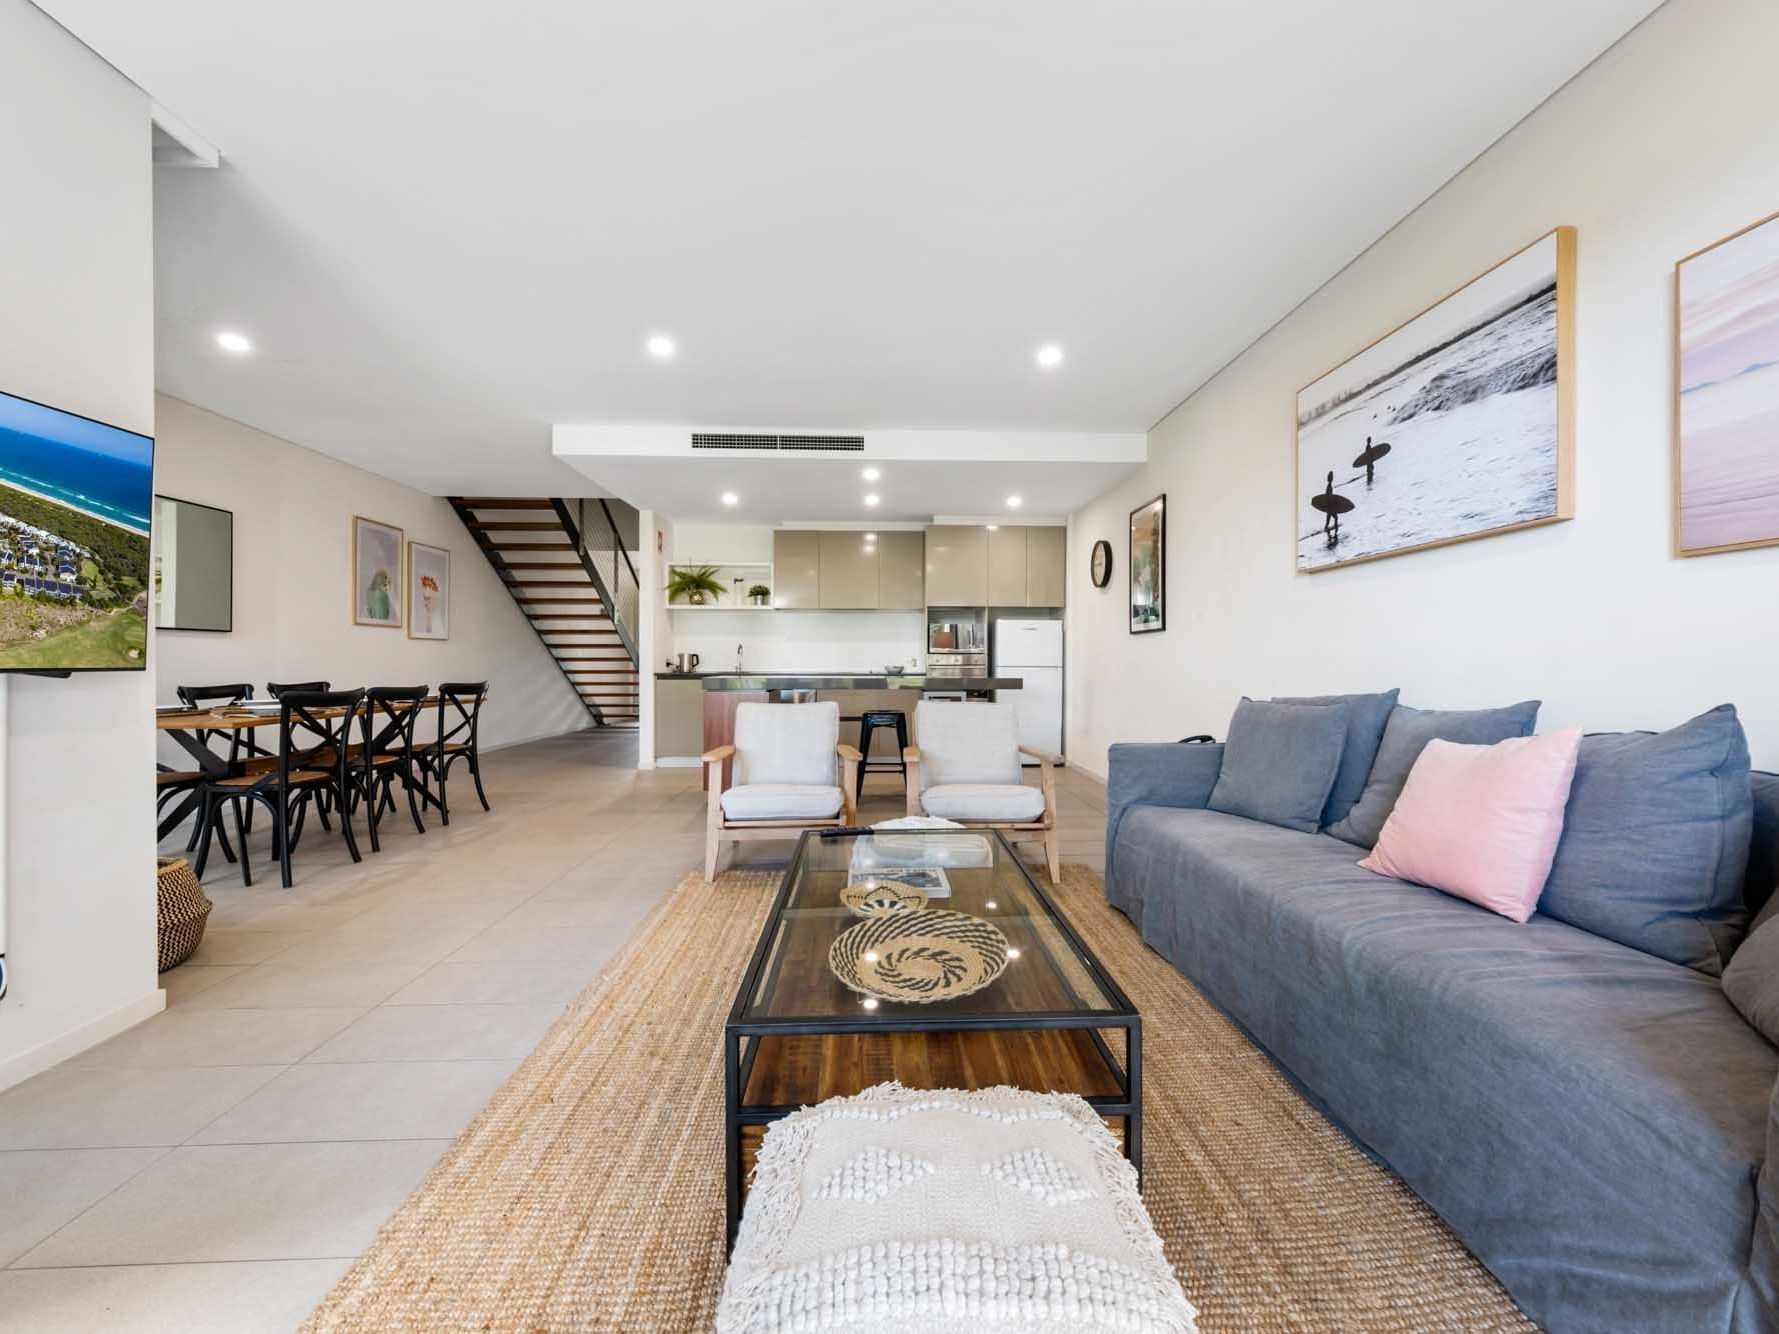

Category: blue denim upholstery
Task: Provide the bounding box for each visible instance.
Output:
[1207,698,1350,834]
[1273,688,1400,826]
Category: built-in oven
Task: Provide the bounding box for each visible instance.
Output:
[925,649,987,678]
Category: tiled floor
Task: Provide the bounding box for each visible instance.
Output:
[0,730,1108,1331]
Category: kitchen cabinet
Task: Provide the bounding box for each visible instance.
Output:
[818,530,880,609]
[654,678,704,757]
[771,529,821,609]
[924,525,988,606]
[1025,525,1066,606]
[987,526,1028,605]
[876,531,925,609]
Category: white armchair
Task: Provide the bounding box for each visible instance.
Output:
[704,701,861,882]
[904,700,1059,883]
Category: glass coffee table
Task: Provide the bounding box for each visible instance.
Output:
[724,826,1141,1247]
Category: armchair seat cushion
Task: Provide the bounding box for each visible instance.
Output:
[922,782,1045,822]
[721,783,844,821]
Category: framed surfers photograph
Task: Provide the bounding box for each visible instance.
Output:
[1675,208,1779,557]
[1129,494,1165,634]
[407,541,450,640]
[351,515,404,628]
[1295,226,1576,573]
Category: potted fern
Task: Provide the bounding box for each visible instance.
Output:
[666,564,727,605]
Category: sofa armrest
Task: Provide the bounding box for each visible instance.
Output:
[1104,742,1225,920]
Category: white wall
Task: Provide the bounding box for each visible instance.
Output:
[153,395,589,752]
[0,0,162,1090]
[1066,0,1779,780]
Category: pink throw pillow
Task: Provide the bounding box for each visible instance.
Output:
[1358,728,1583,922]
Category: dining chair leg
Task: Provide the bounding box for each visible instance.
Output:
[275,791,294,889]
[403,767,426,835]
[193,798,217,879]
[336,778,363,865]
[435,760,451,827]
[470,755,491,812]
[364,774,382,855]
[233,798,255,888]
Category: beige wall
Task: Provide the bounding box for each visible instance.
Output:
[152,395,589,753]
[0,0,160,1089]
[1066,0,1779,777]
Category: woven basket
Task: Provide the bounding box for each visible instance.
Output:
[155,856,213,972]
[829,910,1009,1004]
[838,879,928,918]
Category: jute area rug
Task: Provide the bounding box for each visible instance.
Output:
[303,866,1533,1333]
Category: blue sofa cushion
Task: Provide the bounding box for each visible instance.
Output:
[1272,688,1400,828]
[1538,705,1752,976]
[1114,805,1777,1333]
[1207,697,1349,834]
[1326,700,1541,848]
[1725,914,1779,1045]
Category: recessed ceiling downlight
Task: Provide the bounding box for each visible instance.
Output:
[1006,495,1024,509]
[1035,344,1064,369]
[647,334,676,359]
[861,467,881,481]
[720,491,739,507]
[863,494,881,508]
[216,331,252,354]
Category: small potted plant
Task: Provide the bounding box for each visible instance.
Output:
[667,564,726,605]
[748,583,771,606]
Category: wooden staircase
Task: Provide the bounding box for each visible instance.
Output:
[448,498,638,727]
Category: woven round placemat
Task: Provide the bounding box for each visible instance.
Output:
[837,879,929,917]
[302,865,1533,1332]
[828,909,1009,1003]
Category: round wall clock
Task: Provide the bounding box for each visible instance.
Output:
[1090,539,1114,588]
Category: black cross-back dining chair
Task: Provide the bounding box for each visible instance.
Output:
[195,689,367,888]
[167,682,263,859]
[265,681,336,828]
[351,686,430,851]
[421,681,490,825]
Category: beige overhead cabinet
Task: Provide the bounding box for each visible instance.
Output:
[1025,524,1066,606]
[771,529,822,608]
[923,524,988,606]
[818,530,880,609]
[987,525,1028,605]
[876,530,925,609]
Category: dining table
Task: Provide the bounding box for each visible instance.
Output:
[154,696,462,841]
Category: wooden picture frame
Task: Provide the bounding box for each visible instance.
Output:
[1294,226,1576,573]
[1673,207,1779,557]
[406,541,450,640]
[1129,494,1165,634]
[351,515,403,628]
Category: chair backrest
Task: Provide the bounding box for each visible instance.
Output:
[733,701,839,787]
[436,681,487,750]
[267,680,330,699]
[912,701,1022,791]
[367,686,427,758]
[272,689,366,788]
[177,682,253,709]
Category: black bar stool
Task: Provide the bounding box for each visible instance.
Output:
[855,709,909,799]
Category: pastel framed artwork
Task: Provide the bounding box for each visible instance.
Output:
[352,515,404,628]
[1674,208,1779,557]
[407,541,450,640]
[1295,226,1576,572]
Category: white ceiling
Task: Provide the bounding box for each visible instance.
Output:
[37,0,1662,500]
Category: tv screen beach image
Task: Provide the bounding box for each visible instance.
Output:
[0,391,153,670]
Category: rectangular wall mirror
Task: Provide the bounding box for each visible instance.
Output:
[153,495,233,632]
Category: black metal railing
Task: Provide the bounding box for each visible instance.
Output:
[560,498,640,666]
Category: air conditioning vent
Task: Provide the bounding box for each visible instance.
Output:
[690,433,865,452]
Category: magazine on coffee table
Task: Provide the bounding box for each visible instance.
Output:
[847,865,952,900]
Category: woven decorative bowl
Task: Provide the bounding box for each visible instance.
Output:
[829,910,1009,1005]
[838,879,929,918]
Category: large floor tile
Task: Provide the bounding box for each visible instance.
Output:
[159,964,249,1006]
[71,1007,366,1069]
[0,1148,163,1264]
[0,1259,354,1334]
[13,1140,446,1266]
[185,928,315,966]
[190,1059,518,1144]
[178,959,431,1010]
[0,1067,282,1150]
[303,1003,562,1063]
[387,958,602,1005]
[261,923,485,970]
[441,921,615,963]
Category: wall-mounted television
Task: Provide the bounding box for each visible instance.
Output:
[0,389,153,671]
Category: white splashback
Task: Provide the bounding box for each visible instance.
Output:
[667,610,924,674]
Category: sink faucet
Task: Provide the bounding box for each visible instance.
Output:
[735,642,744,672]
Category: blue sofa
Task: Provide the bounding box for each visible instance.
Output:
[1105,740,1779,1333]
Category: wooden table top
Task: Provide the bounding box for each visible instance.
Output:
[156,696,457,731]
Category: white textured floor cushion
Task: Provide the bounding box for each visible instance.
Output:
[718,1083,1196,1333]
[921,783,1046,822]
[722,783,844,821]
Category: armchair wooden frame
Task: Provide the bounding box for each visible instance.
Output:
[903,743,1061,884]
[703,742,862,883]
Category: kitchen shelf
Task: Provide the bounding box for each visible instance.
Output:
[664,559,775,612]
[666,602,777,612]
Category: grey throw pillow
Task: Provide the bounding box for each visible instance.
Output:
[1273,688,1400,828]
[1724,913,1779,1045]
[1207,697,1350,834]
[1538,706,1751,975]
[1326,700,1541,848]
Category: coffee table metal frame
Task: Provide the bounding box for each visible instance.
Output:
[723,827,1141,1249]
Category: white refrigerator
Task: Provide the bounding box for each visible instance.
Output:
[992,619,1063,765]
